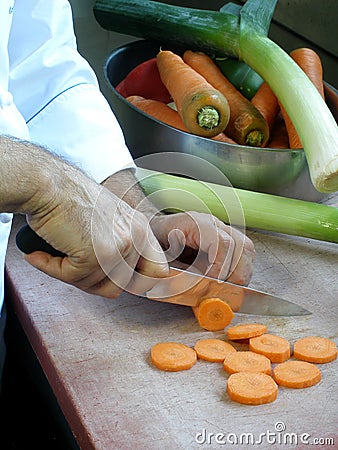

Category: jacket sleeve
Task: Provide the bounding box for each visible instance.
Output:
[8,0,135,183]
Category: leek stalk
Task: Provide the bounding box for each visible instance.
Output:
[136,168,338,244]
[94,0,338,193]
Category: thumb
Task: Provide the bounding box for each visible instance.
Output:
[136,232,169,278]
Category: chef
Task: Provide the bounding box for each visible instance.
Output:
[0,0,255,382]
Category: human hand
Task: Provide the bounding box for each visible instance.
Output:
[150,211,255,286]
[23,162,168,298]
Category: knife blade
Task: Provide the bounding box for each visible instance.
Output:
[16,224,311,316]
[146,266,311,316]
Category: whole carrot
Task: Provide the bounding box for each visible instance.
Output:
[268,114,289,149]
[156,50,230,138]
[279,47,325,149]
[127,95,238,145]
[251,81,279,134]
[183,50,269,147]
[126,95,189,131]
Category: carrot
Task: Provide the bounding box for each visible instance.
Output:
[194,339,236,362]
[227,323,268,341]
[249,334,291,363]
[156,50,230,137]
[212,132,237,144]
[273,360,322,389]
[150,342,197,372]
[279,47,325,149]
[223,351,271,375]
[291,48,325,99]
[293,336,338,364]
[183,50,269,147]
[127,96,236,144]
[192,297,234,331]
[267,113,290,149]
[251,81,280,134]
[226,372,278,405]
[126,95,189,131]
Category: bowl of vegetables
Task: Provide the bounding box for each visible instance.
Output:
[104,39,338,202]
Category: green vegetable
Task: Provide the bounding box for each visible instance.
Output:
[136,168,338,243]
[214,58,263,100]
[94,0,338,193]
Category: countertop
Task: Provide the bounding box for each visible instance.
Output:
[5,206,338,450]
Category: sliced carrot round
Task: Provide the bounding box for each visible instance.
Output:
[226,372,278,405]
[151,342,197,372]
[194,339,236,362]
[293,336,338,364]
[273,360,321,388]
[223,351,271,375]
[249,334,291,363]
[227,323,268,340]
[192,297,234,331]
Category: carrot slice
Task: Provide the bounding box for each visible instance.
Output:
[249,334,291,363]
[151,342,197,372]
[273,360,321,388]
[157,50,230,137]
[226,372,278,405]
[223,351,271,375]
[183,50,269,147]
[293,336,338,364]
[227,323,268,340]
[192,297,234,331]
[194,339,236,362]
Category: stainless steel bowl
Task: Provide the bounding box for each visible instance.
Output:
[104,40,338,201]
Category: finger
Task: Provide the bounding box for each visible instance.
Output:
[134,229,169,278]
[24,251,64,279]
[227,244,256,286]
[205,228,235,280]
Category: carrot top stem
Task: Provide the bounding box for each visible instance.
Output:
[246,129,265,146]
[197,106,220,129]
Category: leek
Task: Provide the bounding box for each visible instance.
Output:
[136,168,338,244]
[94,0,338,193]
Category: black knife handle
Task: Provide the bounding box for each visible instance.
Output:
[16,224,66,258]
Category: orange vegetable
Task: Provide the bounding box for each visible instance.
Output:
[126,95,188,131]
[251,81,279,134]
[279,47,325,149]
[157,50,230,137]
[291,48,325,99]
[293,336,338,364]
[194,339,236,362]
[249,334,291,363]
[183,50,269,147]
[267,114,290,149]
[273,360,322,388]
[223,351,271,375]
[226,372,278,405]
[227,323,268,341]
[127,95,236,144]
[192,297,234,331]
[151,342,197,372]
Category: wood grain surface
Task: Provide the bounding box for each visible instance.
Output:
[5,205,338,449]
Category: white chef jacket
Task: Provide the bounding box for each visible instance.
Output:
[0,0,135,314]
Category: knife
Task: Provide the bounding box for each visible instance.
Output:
[16,224,311,316]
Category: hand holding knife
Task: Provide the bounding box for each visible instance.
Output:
[16,224,311,316]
